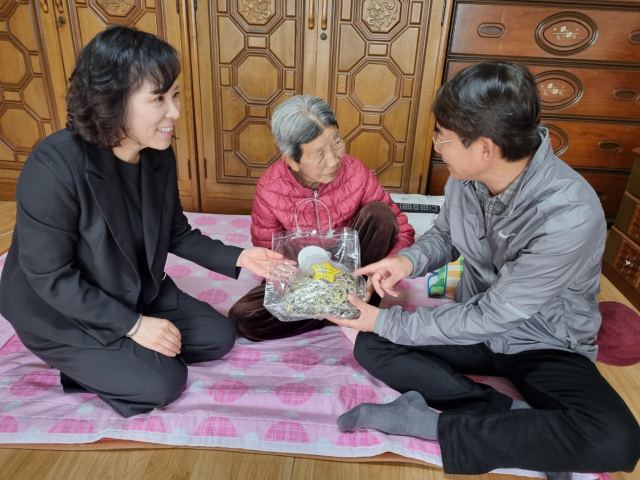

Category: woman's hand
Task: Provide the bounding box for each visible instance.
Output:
[354,256,414,299]
[128,316,182,357]
[237,247,293,278]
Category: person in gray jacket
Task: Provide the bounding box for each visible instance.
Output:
[326,62,640,475]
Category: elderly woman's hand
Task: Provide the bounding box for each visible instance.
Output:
[128,316,182,357]
[237,247,294,279]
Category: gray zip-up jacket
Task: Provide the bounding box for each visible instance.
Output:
[374,129,607,361]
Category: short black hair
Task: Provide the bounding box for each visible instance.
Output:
[66,26,180,149]
[432,62,541,162]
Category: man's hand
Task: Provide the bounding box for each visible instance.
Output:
[354,256,414,299]
[128,316,182,357]
[326,295,379,332]
[237,247,291,278]
[364,277,375,303]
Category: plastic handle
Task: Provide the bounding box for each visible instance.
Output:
[294,198,332,233]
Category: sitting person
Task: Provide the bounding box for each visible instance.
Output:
[326,62,640,474]
[0,26,281,417]
[229,95,415,341]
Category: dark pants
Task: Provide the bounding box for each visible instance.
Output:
[354,332,640,474]
[229,202,399,341]
[14,290,236,418]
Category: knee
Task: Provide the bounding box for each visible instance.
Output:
[208,317,237,358]
[600,414,640,470]
[227,304,253,339]
[228,299,252,327]
[580,409,640,471]
[361,202,396,223]
[190,316,237,360]
[146,360,188,409]
[353,331,383,371]
[228,302,244,323]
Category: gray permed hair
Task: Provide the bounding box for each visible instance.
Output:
[271,95,339,163]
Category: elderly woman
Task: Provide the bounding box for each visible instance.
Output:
[0,26,280,417]
[229,95,415,341]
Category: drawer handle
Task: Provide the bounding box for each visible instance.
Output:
[596,191,608,201]
[478,23,505,38]
[534,70,582,110]
[613,88,640,102]
[597,140,623,154]
[535,12,597,56]
[625,260,632,267]
[543,123,569,155]
[629,31,640,45]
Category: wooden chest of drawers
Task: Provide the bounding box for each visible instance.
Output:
[603,149,640,309]
[427,0,640,224]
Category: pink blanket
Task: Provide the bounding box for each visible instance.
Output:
[0,213,607,480]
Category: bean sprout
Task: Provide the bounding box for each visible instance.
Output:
[284,271,360,318]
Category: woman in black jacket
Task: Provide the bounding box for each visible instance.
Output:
[0,26,281,417]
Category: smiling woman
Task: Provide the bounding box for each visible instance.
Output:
[65,27,181,153]
[0,26,282,418]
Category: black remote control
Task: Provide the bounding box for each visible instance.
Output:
[396,203,440,214]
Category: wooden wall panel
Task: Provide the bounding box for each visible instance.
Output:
[327,0,433,192]
[0,0,66,200]
[196,0,304,214]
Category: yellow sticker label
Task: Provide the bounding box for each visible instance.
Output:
[312,262,341,283]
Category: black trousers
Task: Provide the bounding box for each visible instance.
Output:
[354,332,640,474]
[229,202,399,341]
[14,290,236,418]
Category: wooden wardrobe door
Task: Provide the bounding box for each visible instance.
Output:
[194,0,306,214]
[0,0,67,200]
[318,0,448,193]
[55,0,200,211]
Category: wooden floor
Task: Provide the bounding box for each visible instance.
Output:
[0,200,637,480]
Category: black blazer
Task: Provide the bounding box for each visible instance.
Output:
[0,128,243,348]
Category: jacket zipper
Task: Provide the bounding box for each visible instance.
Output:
[313,190,322,231]
[463,183,495,287]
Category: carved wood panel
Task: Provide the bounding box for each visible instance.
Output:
[0,0,64,200]
[61,0,165,54]
[197,0,303,210]
[328,0,431,190]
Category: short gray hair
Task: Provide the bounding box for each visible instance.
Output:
[271,95,338,163]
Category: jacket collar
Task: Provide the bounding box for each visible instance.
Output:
[463,127,555,219]
[504,127,555,216]
[84,142,168,281]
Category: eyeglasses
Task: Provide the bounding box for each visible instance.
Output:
[432,133,467,153]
